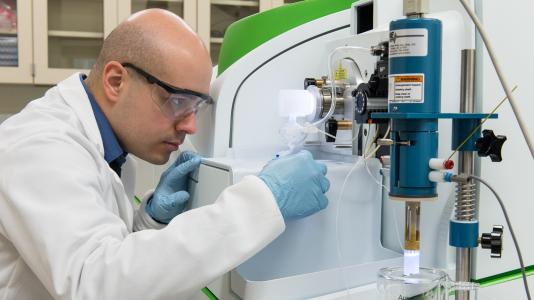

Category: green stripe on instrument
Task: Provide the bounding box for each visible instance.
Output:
[475,265,534,287]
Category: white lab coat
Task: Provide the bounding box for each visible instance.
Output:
[0,73,285,300]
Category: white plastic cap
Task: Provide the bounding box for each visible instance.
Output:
[428,171,445,183]
[403,0,428,16]
[429,158,455,170]
[278,89,315,118]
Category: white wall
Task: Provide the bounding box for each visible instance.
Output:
[474,0,534,296]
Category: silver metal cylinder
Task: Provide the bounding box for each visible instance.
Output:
[460,49,476,113]
[319,87,346,117]
[455,49,476,300]
[456,248,472,298]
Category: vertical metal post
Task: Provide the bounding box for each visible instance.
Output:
[455,49,476,300]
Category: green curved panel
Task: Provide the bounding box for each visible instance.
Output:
[217,0,357,76]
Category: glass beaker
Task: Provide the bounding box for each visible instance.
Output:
[377,267,479,300]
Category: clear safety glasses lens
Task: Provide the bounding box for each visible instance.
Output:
[151,85,210,120]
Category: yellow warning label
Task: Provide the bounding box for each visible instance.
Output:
[334,62,347,81]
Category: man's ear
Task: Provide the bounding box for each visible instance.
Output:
[101,61,127,104]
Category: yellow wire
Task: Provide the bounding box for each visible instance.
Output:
[447,85,518,161]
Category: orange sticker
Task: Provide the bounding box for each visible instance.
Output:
[394,75,423,83]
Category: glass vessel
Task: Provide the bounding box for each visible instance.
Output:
[377,267,479,300]
[210,1,258,64]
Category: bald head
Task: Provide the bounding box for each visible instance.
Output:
[88,9,212,93]
[83,9,211,165]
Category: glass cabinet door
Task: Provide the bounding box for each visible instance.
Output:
[33,0,117,85]
[198,0,263,66]
[0,0,32,83]
[118,0,197,31]
[210,1,259,65]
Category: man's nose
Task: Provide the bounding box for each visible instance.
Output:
[175,113,197,134]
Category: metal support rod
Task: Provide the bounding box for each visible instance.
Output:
[455,49,476,300]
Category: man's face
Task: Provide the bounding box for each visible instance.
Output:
[112,63,210,165]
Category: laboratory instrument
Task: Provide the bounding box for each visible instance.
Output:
[185,0,534,299]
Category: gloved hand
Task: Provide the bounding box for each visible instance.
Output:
[258,150,330,220]
[145,151,201,224]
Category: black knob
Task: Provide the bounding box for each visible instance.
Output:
[304,78,317,89]
[481,225,503,258]
[354,89,368,115]
[475,129,507,162]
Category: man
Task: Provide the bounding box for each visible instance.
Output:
[0,9,329,300]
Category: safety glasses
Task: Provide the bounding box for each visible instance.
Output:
[122,62,213,120]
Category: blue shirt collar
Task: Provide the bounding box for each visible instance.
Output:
[79,74,127,166]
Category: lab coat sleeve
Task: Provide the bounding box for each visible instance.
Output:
[0,133,285,300]
[132,190,167,231]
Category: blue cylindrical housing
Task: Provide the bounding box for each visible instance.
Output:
[452,119,481,151]
[388,17,442,199]
[389,18,442,113]
[450,220,479,248]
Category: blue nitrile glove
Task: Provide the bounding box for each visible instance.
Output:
[258,150,330,219]
[145,151,202,224]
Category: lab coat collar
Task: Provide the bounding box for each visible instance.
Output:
[57,72,105,158]
[78,74,126,165]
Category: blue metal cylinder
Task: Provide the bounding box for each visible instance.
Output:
[389,18,442,113]
[452,119,481,151]
[450,220,479,248]
[388,17,442,199]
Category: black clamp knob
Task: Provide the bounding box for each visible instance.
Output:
[475,129,507,162]
[480,225,503,258]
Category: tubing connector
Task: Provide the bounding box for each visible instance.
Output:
[403,0,428,18]
[429,171,470,183]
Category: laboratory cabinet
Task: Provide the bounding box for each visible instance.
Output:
[0,0,297,85]
[33,0,118,84]
[0,0,32,83]
[196,0,285,64]
[0,0,117,85]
